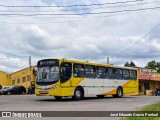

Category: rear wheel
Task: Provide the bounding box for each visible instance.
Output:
[54,96,62,100]
[113,87,123,98]
[72,87,84,100]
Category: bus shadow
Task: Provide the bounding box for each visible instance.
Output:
[36,96,136,102]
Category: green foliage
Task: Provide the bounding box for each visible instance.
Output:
[130,61,136,67]
[145,60,160,73]
[121,102,160,120]
[124,61,130,67]
[124,61,136,67]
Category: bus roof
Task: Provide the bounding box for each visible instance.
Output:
[38,58,137,70]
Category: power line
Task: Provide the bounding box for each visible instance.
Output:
[1,0,157,13]
[0,6,159,16]
[0,7,159,25]
[0,0,143,8]
[0,1,159,13]
[110,23,160,58]
[0,50,28,58]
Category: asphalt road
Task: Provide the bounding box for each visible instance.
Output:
[0,95,160,120]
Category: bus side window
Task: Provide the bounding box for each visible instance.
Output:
[60,62,72,83]
[130,70,137,80]
[106,67,115,79]
[96,66,106,79]
[115,68,123,80]
[74,64,84,78]
[85,65,96,78]
[123,69,130,80]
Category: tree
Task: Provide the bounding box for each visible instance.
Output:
[124,61,136,67]
[130,61,136,67]
[124,61,130,67]
[145,60,160,73]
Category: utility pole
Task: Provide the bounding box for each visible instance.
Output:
[29,56,31,69]
[107,57,109,64]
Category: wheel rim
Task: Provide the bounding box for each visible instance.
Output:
[76,90,81,98]
[118,89,122,96]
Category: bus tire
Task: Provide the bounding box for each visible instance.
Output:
[54,96,62,100]
[113,87,123,98]
[73,87,84,100]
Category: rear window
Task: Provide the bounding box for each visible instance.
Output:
[130,70,137,80]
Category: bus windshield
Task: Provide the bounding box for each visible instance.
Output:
[37,66,59,82]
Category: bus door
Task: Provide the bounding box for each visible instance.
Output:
[60,62,72,87]
[144,81,149,95]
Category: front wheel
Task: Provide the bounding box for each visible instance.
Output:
[72,88,84,100]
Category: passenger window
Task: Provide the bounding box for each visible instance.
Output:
[60,62,72,83]
[85,65,96,78]
[106,67,115,79]
[123,69,130,80]
[130,70,137,80]
[97,66,106,79]
[115,68,123,79]
[74,64,84,78]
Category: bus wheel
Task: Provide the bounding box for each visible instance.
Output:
[96,95,105,98]
[54,96,62,100]
[73,87,84,100]
[113,87,123,98]
[117,87,123,97]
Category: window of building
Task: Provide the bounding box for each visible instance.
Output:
[123,69,130,80]
[12,79,15,85]
[74,64,84,78]
[60,62,72,83]
[22,77,26,82]
[106,67,115,79]
[130,70,137,80]
[97,66,106,79]
[85,65,96,78]
[115,68,123,79]
[27,75,31,81]
[17,78,20,84]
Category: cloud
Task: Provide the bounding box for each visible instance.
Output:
[0,0,160,73]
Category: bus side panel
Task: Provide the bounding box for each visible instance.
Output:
[123,79,138,95]
[79,78,104,95]
[102,80,127,95]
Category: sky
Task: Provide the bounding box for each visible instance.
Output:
[0,0,160,73]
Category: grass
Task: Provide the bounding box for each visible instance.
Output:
[121,102,160,120]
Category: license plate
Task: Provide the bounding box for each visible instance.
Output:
[40,91,47,94]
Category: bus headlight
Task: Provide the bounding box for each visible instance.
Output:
[37,84,58,91]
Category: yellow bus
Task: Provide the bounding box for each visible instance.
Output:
[35,58,138,100]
